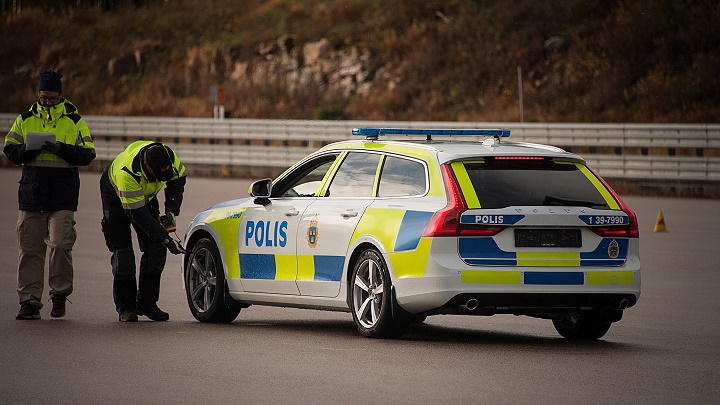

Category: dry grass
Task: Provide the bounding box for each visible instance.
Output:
[0,0,718,122]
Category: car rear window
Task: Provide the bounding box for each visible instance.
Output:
[462,159,611,209]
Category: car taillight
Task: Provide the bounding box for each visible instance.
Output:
[422,164,506,237]
[586,166,639,238]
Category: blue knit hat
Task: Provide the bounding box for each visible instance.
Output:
[38,70,63,93]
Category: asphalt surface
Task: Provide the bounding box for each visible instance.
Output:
[1,168,719,404]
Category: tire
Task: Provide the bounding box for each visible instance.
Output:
[350,249,409,338]
[552,313,612,340]
[185,237,242,323]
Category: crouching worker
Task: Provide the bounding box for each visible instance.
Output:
[100,141,186,322]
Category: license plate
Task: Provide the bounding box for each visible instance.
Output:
[515,229,581,248]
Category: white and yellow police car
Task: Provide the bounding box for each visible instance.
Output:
[182,128,640,340]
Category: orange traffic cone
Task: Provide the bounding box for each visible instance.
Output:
[653,210,668,232]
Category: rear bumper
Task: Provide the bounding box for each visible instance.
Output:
[392,270,640,315]
[438,292,636,319]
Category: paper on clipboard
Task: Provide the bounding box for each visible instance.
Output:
[25,132,56,150]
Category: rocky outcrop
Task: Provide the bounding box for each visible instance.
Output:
[225,37,374,99]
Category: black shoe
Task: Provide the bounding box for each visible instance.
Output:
[138,306,169,321]
[16,302,41,320]
[119,311,138,322]
[50,295,67,318]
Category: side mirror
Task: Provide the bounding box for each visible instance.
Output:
[249,178,272,205]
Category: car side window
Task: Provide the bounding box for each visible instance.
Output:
[325,152,381,198]
[272,154,339,198]
[377,156,427,197]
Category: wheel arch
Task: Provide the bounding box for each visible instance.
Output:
[183,226,228,278]
[345,241,383,307]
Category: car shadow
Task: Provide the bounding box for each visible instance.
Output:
[209,316,644,352]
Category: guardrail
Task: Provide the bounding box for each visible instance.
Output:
[2,113,719,184]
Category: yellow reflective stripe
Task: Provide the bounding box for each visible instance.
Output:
[225,253,240,279]
[121,200,146,210]
[461,270,522,284]
[451,161,480,208]
[117,189,144,199]
[25,158,72,168]
[576,164,620,209]
[351,208,404,251]
[77,136,94,146]
[517,251,580,266]
[426,158,443,197]
[6,132,22,143]
[317,151,347,197]
[587,271,634,285]
[517,251,579,259]
[388,237,431,277]
[275,254,297,280]
[297,255,314,281]
[210,208,245,279]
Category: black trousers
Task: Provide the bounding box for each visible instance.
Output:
[100,171,167,314]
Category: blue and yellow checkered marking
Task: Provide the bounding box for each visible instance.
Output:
[459,237,628,267]
[193,207,248,279]
[352,208,434,277]
[461,270,635,285]
[239,253,345,281]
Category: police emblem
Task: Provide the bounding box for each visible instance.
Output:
[307,216,319,248]
[608,239,619,259]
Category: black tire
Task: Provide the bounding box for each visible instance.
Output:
[552,313,612,340]
[185,237,242,323]
[350,249,409,338]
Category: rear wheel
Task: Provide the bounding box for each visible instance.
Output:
[552,313,612,340]
[185,237,242,323]
[350,249,408,338]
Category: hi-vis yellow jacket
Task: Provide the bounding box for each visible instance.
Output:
[3,98,95,211]
[105,140,187,242]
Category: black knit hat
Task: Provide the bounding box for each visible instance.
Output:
[38,70,63,93]
[145,144,174,181]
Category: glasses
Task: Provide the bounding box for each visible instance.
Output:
[39,95,60,102]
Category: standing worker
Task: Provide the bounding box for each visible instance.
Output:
[100,140,186,322]
[3,69,96,320]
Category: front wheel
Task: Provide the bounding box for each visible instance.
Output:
[350,249,408,339]
[552,313,612,340]
[185,237,242,323]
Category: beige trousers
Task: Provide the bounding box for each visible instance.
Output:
[16,210,76,307]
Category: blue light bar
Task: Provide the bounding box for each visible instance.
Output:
[351,127,511,138]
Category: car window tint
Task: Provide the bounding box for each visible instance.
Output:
[464,160,609,209]
[274,154,338,197]
[377,156,427,197]
[326,152,381,197]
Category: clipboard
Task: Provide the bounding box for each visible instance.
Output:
[25,132,57,151]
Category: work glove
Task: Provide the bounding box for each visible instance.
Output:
[159,212,177,232]
[41,141,61,154]
[163,237,184,255]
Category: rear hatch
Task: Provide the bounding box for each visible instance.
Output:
[450,157,637,269]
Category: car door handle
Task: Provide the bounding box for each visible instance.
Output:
[341,209,358,218]
[285,208,300,217]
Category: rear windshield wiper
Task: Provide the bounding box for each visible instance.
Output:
[543,194,608,208]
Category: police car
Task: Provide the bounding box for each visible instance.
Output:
[182,128,640,340]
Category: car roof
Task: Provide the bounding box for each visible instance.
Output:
[318,138,585,164]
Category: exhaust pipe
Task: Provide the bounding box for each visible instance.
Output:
[459,298,479,312]
[619,299,629,310]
